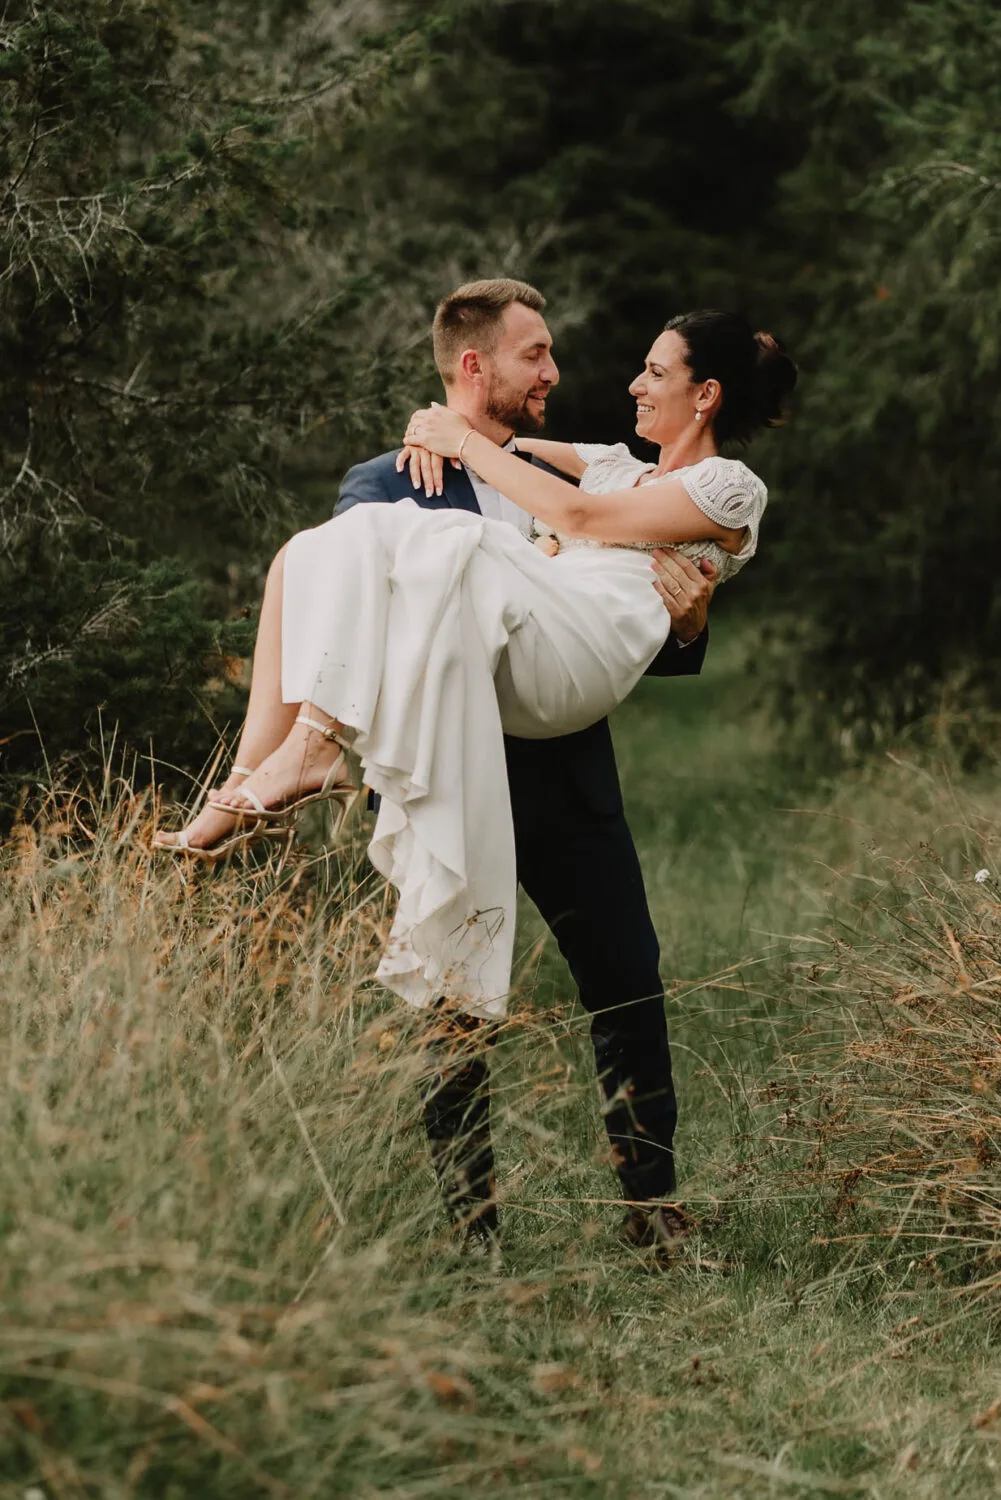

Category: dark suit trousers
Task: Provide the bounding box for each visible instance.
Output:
[333,449,689,1227]
[421,720,678,1231]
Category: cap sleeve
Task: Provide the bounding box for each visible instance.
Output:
[680,456,767,530]
[572,442,651,494]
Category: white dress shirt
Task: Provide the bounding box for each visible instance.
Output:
[463,438,533,538]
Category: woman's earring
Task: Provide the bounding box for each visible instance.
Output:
[694,411,702,422]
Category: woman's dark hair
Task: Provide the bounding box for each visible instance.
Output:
[663,309,797,445]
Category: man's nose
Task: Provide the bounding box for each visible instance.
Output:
[542,356,559,387]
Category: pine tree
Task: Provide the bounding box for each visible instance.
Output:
[0,0,446,800]
[725,0,1001,739]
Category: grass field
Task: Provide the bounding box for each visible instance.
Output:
[3,619,1001,1497]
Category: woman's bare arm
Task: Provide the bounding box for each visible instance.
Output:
[406,408,743,548]
[512,439,587,479]
[482,435,725,545]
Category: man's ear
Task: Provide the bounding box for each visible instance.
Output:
[458,347,485,384]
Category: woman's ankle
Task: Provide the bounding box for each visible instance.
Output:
[289,718,343,765]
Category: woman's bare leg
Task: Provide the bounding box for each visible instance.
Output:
[231,544,299,769]
[156,545,302,848]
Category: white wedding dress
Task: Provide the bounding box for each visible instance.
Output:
[282,447,766,1019]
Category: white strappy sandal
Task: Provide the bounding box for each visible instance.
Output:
[154,820,293,863]
[154,766,294,862]
[208,718,361,835]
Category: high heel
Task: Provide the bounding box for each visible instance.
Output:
[154,763,293,861]
[154,820,293,863]
[207,716,361,835]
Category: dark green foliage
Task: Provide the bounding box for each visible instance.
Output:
[0,545,254,788]
[397,0,1001,740]
[3,0,998,803]
[725,0,1001,738]
[0,1,453,803]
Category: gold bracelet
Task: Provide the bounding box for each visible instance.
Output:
[456,429,475,466]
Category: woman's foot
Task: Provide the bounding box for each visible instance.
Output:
[211,719,350,820]
[154,769,253,851]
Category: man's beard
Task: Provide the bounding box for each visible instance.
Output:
[486,387,546,433]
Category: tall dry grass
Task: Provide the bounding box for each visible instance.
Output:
[0,776,629,1496]
[4,730,1001,1496]
[752,839,1001,1293]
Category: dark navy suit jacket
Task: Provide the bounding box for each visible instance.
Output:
[334,448,707,819]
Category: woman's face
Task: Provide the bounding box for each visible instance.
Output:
[628,330,703,446]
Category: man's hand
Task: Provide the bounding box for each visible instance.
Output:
[651,548,718,644]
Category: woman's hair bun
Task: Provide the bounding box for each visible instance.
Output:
[664,309,798,444]
[753,329,798,431]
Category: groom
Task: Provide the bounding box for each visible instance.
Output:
[335,279,715,1254]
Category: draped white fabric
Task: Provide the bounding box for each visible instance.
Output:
[282,499,668,1018]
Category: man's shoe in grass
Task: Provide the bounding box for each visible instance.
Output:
[620,1202,690,1265]
[463,1217,502,1257]
[444,1215,502,1273]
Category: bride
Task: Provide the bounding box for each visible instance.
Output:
[156,310,796,1018]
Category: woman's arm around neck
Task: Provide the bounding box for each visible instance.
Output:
[461,430,740,548]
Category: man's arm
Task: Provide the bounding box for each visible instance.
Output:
[644,627,708,677]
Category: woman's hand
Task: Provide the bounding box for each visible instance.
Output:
[395,441,456,498]
[404,403,473,460]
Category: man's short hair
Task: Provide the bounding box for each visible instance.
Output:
[432,278,546,383]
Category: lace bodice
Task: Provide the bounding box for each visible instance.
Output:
[538,443,767,584]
